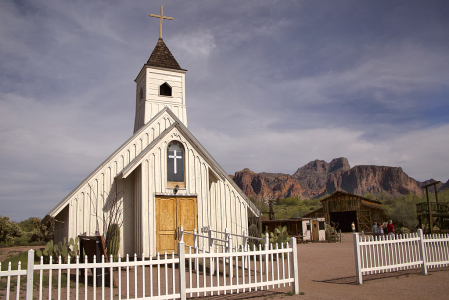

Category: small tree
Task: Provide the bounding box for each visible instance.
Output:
[31,217,55,243]
[0,215,22,246]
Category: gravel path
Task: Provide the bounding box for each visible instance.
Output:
[215,233,449,300]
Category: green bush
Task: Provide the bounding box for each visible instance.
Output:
[399,227,411,235]
[279,197,300,206]
[269,226,290,247]
[381,194,420,232]
[30,217,54,244]
[36,237,79,264]
[0,215,22,246]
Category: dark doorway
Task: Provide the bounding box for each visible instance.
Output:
[330,211,357,232]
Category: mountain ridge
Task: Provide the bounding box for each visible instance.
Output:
[231,157,448,200]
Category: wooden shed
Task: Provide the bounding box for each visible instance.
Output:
[262,218,326,242]
[303,191,384,232]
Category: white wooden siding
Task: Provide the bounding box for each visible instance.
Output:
[53,112,249,258]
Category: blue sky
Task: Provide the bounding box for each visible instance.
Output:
[1,0,448,221]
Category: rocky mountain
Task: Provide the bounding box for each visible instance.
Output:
[439,180,449,192]
[232,158,447,200]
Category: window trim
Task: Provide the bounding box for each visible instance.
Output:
[167,140,186,188]
[159,82,173,97]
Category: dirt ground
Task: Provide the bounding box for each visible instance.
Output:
[0,245,43,263]
[2,234,449,299]
[215,233,449,300]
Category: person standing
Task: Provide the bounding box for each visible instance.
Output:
[373,222,378,237]
[387,220,395,236]
[351,222,356,233]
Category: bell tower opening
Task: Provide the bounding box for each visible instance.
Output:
[160,82,172,97]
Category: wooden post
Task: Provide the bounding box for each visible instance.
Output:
[418,229,428,275]
[353,232,363,284]
[26,250,34,300]
[434,185,440,230]
[290,237,299,294]
[426,187,433,234]
[178,240,186,300]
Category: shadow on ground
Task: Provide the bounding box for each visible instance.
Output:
[190,290,285,299]
[314,267,449,285]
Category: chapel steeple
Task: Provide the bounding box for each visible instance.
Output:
[133,6,187,133]
[146,38,183,70]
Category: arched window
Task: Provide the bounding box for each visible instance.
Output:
[160,82,172,97]
[167,141,185,187]
[139,87,144,100]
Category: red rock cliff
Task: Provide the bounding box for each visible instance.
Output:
[232,158,432,200]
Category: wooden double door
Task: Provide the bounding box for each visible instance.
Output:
[156,196,197,254]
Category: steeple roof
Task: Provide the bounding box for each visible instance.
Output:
[146,38,183,70]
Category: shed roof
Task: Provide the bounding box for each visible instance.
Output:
[320,191,382,205]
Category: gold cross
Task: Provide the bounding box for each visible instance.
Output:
[149,6,173,39]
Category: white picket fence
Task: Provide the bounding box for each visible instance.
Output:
[182,226,269,255]
[0,237,299,300]
[353,229,449,284]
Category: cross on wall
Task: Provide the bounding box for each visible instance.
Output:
[168,150,182,174]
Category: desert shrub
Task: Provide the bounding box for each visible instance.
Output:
[18,217,36,232]
[0,215,22,246]
[269,226,290,247]
[363,193,376,200]
[30,217,54,243]
[279,197,299,206]
[106,224,120,261]
[381,194,420,232]
[399,227,411,235]
[36,237,79,264]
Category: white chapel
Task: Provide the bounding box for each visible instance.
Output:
[43,8,260,257]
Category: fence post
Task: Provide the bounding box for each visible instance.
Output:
[209,229,215,274]
[418,229,428,275]
[264,232,269,275]
[290,237,299,294]
[229,236,233,279]
[193,228,198,271]
[209,228,214,252]
[178,240,186,300]
[224,227,229,244]
[243,230,248,268]
[353,232,362,284]
[180,226,184,242]
[26,249,35,300]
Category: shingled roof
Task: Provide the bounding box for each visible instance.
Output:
[146,38,183,70]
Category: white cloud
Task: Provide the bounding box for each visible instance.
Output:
[1,0,449,222]
[195,123,449,182]
[279,43,449,107]
[172,30,216,57]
